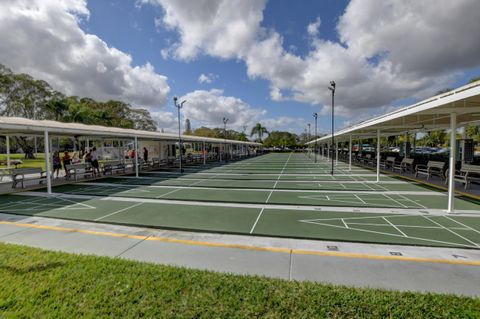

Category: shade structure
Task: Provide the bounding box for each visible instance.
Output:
[307,80,480,144]
[0,117,261,146]
[306,80,480,213]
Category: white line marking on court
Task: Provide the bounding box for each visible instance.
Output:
[299,219,478,249]
[397,193,427,209]
[346,222,469,230]
[423,216,479,247]
[382,217,407,237]
[341,218,349,229]
[77,182,443,196]
[383,194,408,209]
[250,208,265,233]
[143,171,381,177]
[267,152,291,203]
[94,202,144,221]
[17,192,479,216]
[443,216,480,235]
[354,194,366,204]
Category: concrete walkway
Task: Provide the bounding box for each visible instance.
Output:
[0,212,479,297]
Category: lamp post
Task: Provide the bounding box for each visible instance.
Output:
[223,117,229,161]
[328,80,336,175]
[174,96,187,173]
[313,113,318,163]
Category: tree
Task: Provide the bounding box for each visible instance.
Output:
[264,131,297,148]
[466,124,480,142]
[417,130,447,147]
[128,108,157,131]
[250,123,268,142]
[0,65,55,120]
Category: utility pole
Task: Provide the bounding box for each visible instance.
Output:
[223,117,229,161]
[328,81,336,175]
[174,96,187,173]
[313,113,318,163]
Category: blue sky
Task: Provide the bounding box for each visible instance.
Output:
[1,0,480,136]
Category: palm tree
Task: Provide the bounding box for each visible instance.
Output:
[250,123,268,142]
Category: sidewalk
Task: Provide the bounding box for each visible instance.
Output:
[1,213,479,297]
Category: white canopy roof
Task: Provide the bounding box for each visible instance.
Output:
[307,80,480,144]
[0,117,261,146]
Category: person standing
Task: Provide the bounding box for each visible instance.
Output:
[62,151,72,178]
[90,147,100,177]
[52,151,61,178]
[143,147,149,162]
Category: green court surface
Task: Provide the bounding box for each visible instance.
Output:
[1,152,480,249]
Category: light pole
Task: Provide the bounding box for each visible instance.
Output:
[223,117,229,161]
[174,96,187,173]
[313,113,318,163]
[328,80,336,175]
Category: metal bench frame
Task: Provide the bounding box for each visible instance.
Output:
[392,158,414,174]
[446,163,480,189]
[12,168,47,188]
[415,161,446,180]
[65,164,93,181]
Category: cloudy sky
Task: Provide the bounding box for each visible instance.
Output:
[1,0,480,135]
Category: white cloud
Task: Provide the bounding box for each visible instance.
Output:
[338,0,480,76]
[307,17,321,36]
[0,0,170,108]
[150,110,177,133]
[262,116,306,132]
[198,73,218,84]
[140,0,267,60]
[144,0,480,121]
[180,89,266,130]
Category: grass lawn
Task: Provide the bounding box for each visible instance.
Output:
[0,153,46,169]
[0,243,478,318]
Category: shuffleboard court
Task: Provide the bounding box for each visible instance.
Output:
[1,152,479,249]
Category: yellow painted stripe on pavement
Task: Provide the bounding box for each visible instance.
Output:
[1,220,479,266]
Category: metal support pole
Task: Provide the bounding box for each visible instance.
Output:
[461,128,466,163]
[376,129,381,183]
[134,136,139,178]
[447,113,457,212]
[44,130,52,194]
[6,135,10,167]
[327,144,330,160]
[335,141,338,166]
[349,135,352,171]
[203,141,206,165]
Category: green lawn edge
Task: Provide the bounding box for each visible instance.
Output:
[0,243,478,318]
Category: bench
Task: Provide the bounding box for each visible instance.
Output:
[12,167,46,188]
[136,159,151,170]
[361,154,372,166]
[0,168,13,182]
[415,161,446,180]
[392,158,414,174]
[446,163,480,189]
[150,157,161,168]
[65,164,93,181]
[103,161,126,175]
[380,156,396,169]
